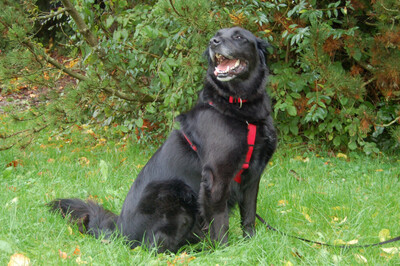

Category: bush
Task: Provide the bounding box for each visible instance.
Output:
[0,0,399,154]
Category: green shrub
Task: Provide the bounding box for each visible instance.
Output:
[0,0,399,154]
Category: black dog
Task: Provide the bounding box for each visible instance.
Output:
[49,27,277,252]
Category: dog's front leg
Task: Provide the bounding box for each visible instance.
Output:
[238,178,261,238]
[199,166,230,244]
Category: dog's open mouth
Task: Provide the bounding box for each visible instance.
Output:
[213,53,247,81]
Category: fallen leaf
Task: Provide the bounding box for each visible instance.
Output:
[283,260,294,266]
[293,156,303,161]
[168,252,196,265]
[75,256,88,264]
[301,207,313,223]
[278,199,288,206]
[11,197,18,204]
[6,160,22,168]
[334,239,347,245]
[333,238,358,245]
[73,246,80,256]
[379,229,391,242]
[98,138,107,145]
[8,253,31,266]
[376,169,384,172]
[354,254,368,263]
[381,247,399,254]
[78,157,90,166]
[346,239,359,245]
[337,216,347,225]
[336,153,348,159]
[58,250,67,259]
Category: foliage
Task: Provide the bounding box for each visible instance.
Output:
[0,0,399,153]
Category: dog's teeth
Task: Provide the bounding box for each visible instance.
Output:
[234,59,240,68]
[227,66,230,72]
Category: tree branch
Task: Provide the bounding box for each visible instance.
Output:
[22,40,88,81]
[60,0,99,49]
[169,0,183,17]
[377,116,400,128]
[37,8,66,20]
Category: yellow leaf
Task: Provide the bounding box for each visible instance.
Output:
[8,253,31,266]
[346,239,359,245]
[334,238,358,245]
[294,156,303,161]
[354,254,368,264]
[333,239,346,245]
[278,199,288,206]
[336,153,348,159]
[75,256,88,264]
[78,157,90,166]
[381,247,399,254]
[67,226,73,235]
[301,207,313,223]
[337,216,347,225]
[376,169,384,172]
[379,229,391,242]
[284,260,294,266]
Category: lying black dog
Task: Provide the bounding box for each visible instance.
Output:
[49,27,277,252]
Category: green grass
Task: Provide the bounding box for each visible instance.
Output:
[1,124,400,265]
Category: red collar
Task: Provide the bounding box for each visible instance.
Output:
[182,98,256,184]
[228,96,247,104]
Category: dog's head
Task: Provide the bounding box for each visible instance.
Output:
[207,27,270,82]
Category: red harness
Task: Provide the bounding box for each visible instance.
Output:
[182,98,256,184]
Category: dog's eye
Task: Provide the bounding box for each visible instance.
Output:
[233,35,244,40]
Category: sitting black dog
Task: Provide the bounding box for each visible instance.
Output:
[49,27,277,252]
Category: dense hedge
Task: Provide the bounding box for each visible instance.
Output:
[0,0,399,153]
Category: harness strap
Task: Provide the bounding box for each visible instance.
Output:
[182,97,256,184]
[233,123,256,183]
[182,132,197,152]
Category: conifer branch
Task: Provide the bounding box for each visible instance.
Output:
[60,0,155,103]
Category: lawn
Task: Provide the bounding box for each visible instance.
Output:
[1,123,400,265]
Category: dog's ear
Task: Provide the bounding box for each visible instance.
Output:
[257,38,272,66]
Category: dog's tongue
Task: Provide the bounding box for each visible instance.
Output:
[214,59,238,76]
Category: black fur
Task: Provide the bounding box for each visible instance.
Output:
[48,27,277,252]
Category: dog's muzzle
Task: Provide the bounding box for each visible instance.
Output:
[210,52,248,82]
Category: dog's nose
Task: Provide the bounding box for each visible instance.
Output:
[210,37,221,46]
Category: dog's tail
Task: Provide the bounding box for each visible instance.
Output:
[48,198,118,238]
